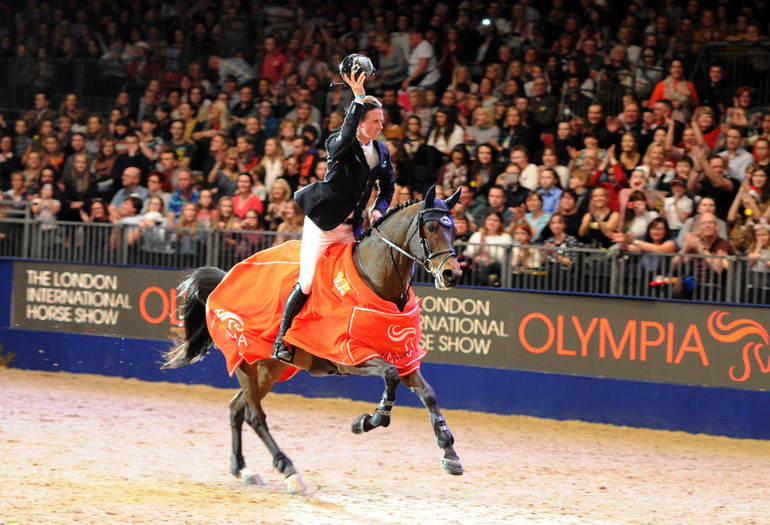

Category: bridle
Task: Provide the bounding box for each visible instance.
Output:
[357,204,456,309]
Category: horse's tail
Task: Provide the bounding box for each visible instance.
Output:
[162,266,226,369]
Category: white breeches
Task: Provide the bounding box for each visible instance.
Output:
[297,215,355,294]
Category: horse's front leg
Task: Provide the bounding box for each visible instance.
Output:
[401,369,463,475]
[338,357,400,434]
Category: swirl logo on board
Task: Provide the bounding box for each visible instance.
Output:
[707,311,770,381]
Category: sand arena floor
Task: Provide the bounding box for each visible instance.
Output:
[1,367,768,525]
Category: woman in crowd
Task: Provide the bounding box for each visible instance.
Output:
[191,100,230,141]
[437,145,470,195]
[78,197,111,224]
[3,171,31,213]
[450,64,478,93]
[278,119,298,158]
[464,106,500,155]
[93,139,117,197]
[463,211,513,286]
[728,167,770,253]
[640,141,672,198]
[512,191,552,244]
[427,106,464,158]
[614,190,660,243]
[208,147,242,198]
[272,199,304,246]
[40,135,65,172]
[621,217,677,280]
[22,150,44,188]
[264,178,292,230]
[579,186,620,248]
[540,145,569,189]
[496,107,532,163]
[30,183,61,249]
[403,115,427,162]
[63,152,97,221]
[231,173,264,220]
[195,189,216,229]
[470,143,500,191]
[542,212,580,270]
[258,137,285,192]
[234,207,266,259]
[691,106,722,152]
[173,201,206,267]
[510,221,542,273]
[136,196,173,263]
[84,114,108,156]
[618,132,641,176]
[406,88,433,138]
[747,219,770,272]
[618,167,655,216]
[648,58,700,121]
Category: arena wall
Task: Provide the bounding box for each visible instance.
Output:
[1,259,768,439]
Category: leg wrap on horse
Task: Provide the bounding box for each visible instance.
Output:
[231,454,246,476]
[432,415,454,449]
[369,398,394,428]
[273,451,294,476]
[272,283,308,363]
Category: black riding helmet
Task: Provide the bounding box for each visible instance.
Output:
[339,53,376,81]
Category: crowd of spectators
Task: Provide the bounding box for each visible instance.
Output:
[1,0,770,298]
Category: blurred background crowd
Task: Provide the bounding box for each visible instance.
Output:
[2,0,770,298]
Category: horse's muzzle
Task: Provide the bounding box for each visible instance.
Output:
[435,265,462,290]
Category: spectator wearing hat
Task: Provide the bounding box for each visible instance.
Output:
[661,173,694,238]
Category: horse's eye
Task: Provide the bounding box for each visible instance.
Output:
[426,223,437,233]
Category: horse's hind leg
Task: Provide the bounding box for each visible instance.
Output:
[235,361,306,494]
[401,370,463,475]
[338,358,400,434]
[229,389,263,485]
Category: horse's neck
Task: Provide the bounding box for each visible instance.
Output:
[354,214,416,308]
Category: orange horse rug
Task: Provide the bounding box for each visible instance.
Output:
[205,241,426,381]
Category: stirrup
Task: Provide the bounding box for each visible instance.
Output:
[271,340,295,364]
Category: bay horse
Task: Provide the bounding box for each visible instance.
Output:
[162,185,463,493]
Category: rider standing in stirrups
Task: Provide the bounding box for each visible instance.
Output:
[271,56,395,363]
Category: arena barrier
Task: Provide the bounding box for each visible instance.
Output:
[1,259,768,439]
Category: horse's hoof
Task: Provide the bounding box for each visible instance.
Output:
[240,468,264,486]
[284,473,306,494]
[351,413,371,434]
[442,458,463,476]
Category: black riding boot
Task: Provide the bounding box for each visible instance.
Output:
[271,283,308,363]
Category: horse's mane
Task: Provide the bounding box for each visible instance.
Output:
[356,199,419,242]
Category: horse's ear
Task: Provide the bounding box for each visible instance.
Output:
[423,184,437,208]
[444,187,462,210]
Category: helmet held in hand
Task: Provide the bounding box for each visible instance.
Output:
[339,53,376,81]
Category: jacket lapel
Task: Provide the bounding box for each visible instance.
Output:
[353,141,369,168]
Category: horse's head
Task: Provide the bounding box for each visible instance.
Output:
[415,185,462,290]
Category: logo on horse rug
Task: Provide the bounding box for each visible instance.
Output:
[205,241,426,379]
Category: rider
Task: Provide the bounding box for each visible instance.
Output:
[271,68,395,363]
